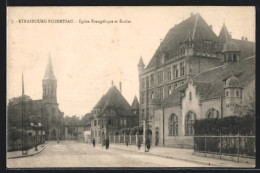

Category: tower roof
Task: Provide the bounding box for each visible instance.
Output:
[43,54,56,80]
[138,57,145,66]
[131,96,139,109]
[225,75,242,88]
[218,23,231,43]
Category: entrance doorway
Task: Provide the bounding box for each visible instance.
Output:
[50,129,57,140]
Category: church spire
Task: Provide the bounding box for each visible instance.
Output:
[217,23,231,52]
[218,23,231,44]
[43,53,56,80]
[42,53,57,103]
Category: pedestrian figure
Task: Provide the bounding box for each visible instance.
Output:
[93,138,95,147]
[127,142,128,147]
[57,137,59,144]
[106,138,109,149]
[137,139,141,150]
[146,138,151,152]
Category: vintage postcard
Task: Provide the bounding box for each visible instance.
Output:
[6,6,255,168]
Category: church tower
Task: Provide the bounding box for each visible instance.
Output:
[42,54,57,103]
[42,54,61,141]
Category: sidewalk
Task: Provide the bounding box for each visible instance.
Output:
[7,143,48,159]
[109,143,255,168]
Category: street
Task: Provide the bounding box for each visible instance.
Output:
[7,141,212,168]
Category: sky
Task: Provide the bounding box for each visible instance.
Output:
[7,6,255,117]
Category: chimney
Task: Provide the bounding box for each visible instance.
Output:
[245,37,248,41]
[119,82,122,93]
[111,80,113,86]
[209,25,212,30]
[242,36,244,40]
[191,12,193,17]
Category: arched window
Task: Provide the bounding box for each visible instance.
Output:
[168,114,178,136]
[185,111,196,136]
[206,108,220,119]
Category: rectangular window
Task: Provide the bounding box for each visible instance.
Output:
[158,87,164,100]
[141,78,145,89]
[124,119,127,126]
[180,62,185,76]
[167,67,172,81]
[157,70,164,84]
[142,109,145,120]
[146,76,150,88]
[168,85,172,96]
[173,64,178,78]
[189,92,192,100]
[151,91,154,101]
[150,74,154,86]
[236,90,239,97]
[94,120,97,126]
[141,93,145,104]
[226,91,229,97]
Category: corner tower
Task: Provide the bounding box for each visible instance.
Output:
[42,54,57,103]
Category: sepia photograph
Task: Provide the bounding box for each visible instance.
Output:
[6,6,255,168]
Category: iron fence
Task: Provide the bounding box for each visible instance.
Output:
[194,135,255,159]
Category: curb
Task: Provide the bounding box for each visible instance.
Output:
[7,143,48,159]
[110,146,248,167]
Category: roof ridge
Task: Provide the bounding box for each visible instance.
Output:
[192,13,199,39]
[194,65,223,78]
[242,56,255,61]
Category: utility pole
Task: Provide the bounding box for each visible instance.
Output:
[22,73,27,155]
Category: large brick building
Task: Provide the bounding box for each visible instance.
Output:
[138,13,255,148]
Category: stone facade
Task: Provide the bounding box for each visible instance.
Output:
[139,13,255,149]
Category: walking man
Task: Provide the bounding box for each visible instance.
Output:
[106,138,109,149]
[146,138,151,152]
[92,138,95,147]
[137,138,141,150]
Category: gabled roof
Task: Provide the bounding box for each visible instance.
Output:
[131,96,139,110]
[145,13,217,70]
[93,86,134,117]
[43,54,56,80]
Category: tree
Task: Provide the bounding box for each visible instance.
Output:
[239,90,255,116]
[7,95,33,129]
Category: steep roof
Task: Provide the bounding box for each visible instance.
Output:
[43,54,56,80]
[216,23,231,52]
[131,96,139,110]
[232,39,255,60]
[138,57,145,67]
[145,13,217,70]
[93,86,134,117]
[193,57,255,100]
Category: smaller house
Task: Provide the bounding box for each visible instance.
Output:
[90,83,139,143]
